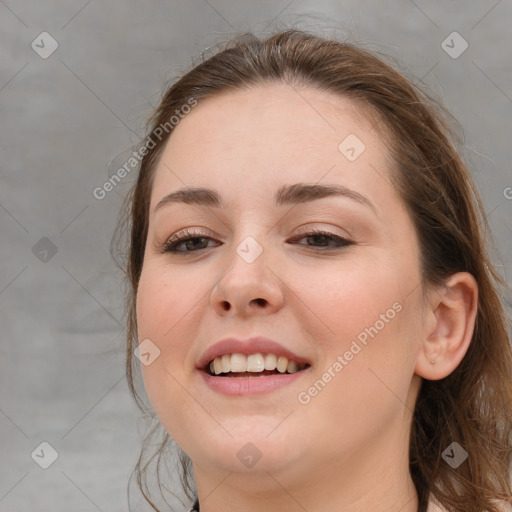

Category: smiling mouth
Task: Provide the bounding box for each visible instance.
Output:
[208,369,309,378]
[205,352,310,377]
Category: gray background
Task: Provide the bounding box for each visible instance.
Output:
[1,1,511,511]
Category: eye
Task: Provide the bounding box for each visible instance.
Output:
[159,227,353,255]
[288,228,353,250]
[160,228,220,254]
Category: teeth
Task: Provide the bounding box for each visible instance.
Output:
[230,353,246,373]
[277,356,288,373]
[247,353,265,372]
[221,354,230,373]
[264,353,277,371]
[287,360,298,373]
[208,353,306,375]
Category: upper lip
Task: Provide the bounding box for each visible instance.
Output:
[196,337,312,370]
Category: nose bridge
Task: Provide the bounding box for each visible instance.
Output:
[224,232,270,292]
[229,208,279,272]
[227,211,273,268]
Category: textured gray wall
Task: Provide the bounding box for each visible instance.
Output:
[1,1,511,511]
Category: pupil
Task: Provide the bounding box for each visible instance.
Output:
[187,237,207,250]
[310,234,328,246]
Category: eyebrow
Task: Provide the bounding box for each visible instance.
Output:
[154,183,376,214]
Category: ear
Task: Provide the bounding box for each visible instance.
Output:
[415,272,478,380]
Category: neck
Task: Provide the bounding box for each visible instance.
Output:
[193,438,418,512]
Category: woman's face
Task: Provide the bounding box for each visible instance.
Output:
[136,83,426,487]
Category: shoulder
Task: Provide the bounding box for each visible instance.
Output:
[426,498,445,512]
[427,497,512,512]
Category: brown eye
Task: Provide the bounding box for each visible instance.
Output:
[161,229,220,254]
[290,229,353,249]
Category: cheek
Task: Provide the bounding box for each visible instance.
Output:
[303,260,403,334]
[137,266,178,336]
[135,266,193,407]
[136,261,205,340]
[302,258,418,387]
[298,276,419,447]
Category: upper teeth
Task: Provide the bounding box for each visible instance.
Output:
[208,353,306,375]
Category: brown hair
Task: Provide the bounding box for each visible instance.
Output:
[114,29,512,511]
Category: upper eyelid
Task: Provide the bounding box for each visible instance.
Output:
[288,230,349,241]
[169,223,350,238]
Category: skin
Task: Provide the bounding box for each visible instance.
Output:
[136,83,478,512]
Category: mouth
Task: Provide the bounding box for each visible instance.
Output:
[196,337,312,395]
[204,352,310,377]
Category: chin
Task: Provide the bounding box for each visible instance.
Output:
[188,427,303,475]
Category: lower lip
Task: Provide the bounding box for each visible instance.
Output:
[198,368,309,396]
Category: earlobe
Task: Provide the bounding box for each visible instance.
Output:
[415,272,478,381]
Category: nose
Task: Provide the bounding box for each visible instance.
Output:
[209,239,285,318]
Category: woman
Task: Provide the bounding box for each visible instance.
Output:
[116,30,512,512]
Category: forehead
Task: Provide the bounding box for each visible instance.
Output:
[149,83,395,211]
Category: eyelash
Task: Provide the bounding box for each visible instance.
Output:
[160,227,353,254]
